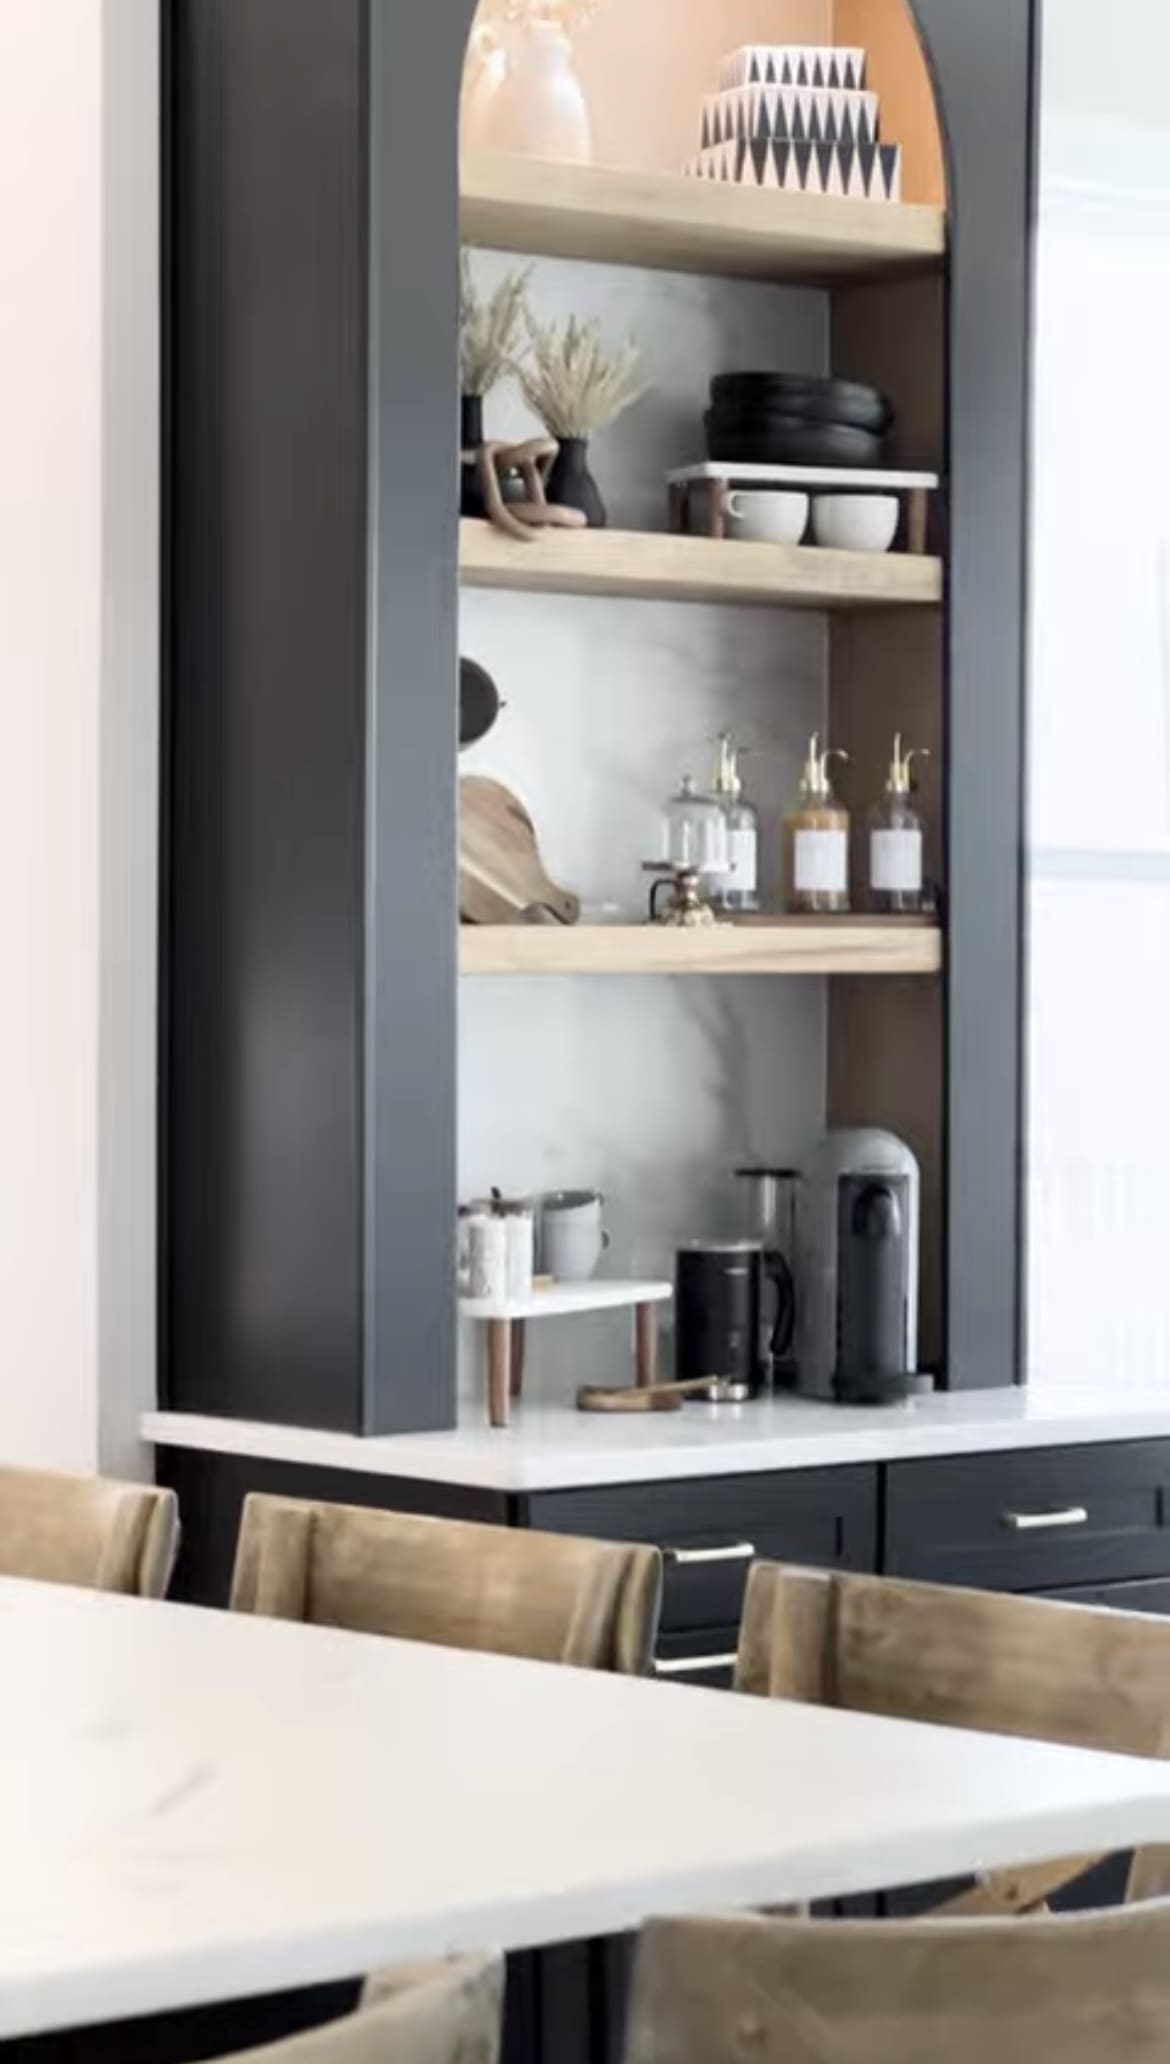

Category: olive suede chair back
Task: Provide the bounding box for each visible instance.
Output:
[624,1905,1170,2064]
[0,1464,179,1598]
[736,1561,1170,1912]
[231,1492,662,1675]
[211,1958,502,2064]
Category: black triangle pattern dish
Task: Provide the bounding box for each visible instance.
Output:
[718,45,867,93]
[686,136,902,204]
[692,45,904,201]
[699,88,880,153]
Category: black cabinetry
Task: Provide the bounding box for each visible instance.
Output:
[161,0,1036,1441]
[163,1437,1170,1639]
[159,1431,1170,2064]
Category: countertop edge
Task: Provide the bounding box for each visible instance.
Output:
[140,1398,1170,1495]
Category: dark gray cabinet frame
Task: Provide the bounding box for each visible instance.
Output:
[161,0,1036,1433]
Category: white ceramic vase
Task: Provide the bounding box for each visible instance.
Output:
[463,20,594,165]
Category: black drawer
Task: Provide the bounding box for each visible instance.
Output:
[886,1442,1170,1592]
[528,1467,878,1636]
[1041,1577,1170,1617]
[653,1627,739,1690]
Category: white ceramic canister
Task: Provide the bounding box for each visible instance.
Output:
[503,1207,535,1299]
[466,1213,508,1302]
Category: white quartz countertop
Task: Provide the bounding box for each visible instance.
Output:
[7,1577,1170,2038]
[143,1388,1170,1495]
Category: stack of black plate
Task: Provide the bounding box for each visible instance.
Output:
[705,372,893,467]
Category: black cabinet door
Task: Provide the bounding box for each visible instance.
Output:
[1040,1578,1170,1616]
[528,1467,879,1647]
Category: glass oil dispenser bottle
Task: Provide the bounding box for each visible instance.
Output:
[784,733,850,914]
[868,734,929,912]
[709,732,760,913]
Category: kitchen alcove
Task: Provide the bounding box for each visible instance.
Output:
[161,0,1031,1436]
[456,0,950,1397]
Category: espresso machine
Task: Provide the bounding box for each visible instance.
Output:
[793,1130,920,1405]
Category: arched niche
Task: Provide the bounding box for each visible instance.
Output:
[161,0,1033,1439]
[460,0,946,205]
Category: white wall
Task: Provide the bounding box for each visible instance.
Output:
[460,253,828,1401]
[0,1,158,1471]
[99,0,160,1476]
[1027,0,1170,1392]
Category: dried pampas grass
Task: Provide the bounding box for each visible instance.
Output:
[460,254,531,397]
[516,310,644,438]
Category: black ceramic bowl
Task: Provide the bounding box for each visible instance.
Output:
[709,372,893,436]
[459,657,501,749]
[703,410,887,468]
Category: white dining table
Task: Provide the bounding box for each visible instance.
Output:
[4,1577,1170,2041]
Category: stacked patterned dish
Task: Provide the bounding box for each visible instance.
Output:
[685,44,902,202]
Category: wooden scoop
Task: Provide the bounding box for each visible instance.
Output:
[577,1378,730,1415]
[459,777,580,927]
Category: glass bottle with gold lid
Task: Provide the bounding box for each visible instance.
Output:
[784,733,850,915]
[868,733,929,913]
[709,731,760,913]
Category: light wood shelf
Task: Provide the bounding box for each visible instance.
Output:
[461,152,945,286]
[460,521,942,612]
[460,922,943,979]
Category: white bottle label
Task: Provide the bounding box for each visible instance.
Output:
[794,827,848,896]
[722,828,758,895]
[871,828,923,894]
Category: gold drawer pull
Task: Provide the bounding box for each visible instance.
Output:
[1002,1506,1089,1533]
[663,1542,757,1567]
[654,1652,739,1678]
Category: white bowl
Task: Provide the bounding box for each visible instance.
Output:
[725,490,810,545]
[812,493,900,553]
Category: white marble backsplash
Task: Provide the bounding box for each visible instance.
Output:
[459,254,830,1406]
[466,249,827,533]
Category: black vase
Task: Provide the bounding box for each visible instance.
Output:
[460,393,486,520]
[547,436,607,528]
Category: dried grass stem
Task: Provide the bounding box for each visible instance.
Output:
[516,310,643,438]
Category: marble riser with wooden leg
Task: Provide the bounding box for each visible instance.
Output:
[460,1281,673,1428]
[666,461,940,554]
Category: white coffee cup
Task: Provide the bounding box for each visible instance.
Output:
[540,1190,609,1281]
[725,490,810,545]
[812,493,900,553]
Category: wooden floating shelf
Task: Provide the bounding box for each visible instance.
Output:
[460,522,942,612]
[460,922,943,979]
[461,152,945,286]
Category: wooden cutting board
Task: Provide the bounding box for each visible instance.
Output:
[459,777,580,926]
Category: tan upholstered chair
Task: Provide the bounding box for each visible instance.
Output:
[230,1493,662,1675]
[623,1905,1170,2064]
[736,1561,1170,1912]
[0,1464,179,1598]
[210,1957,502,2064]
